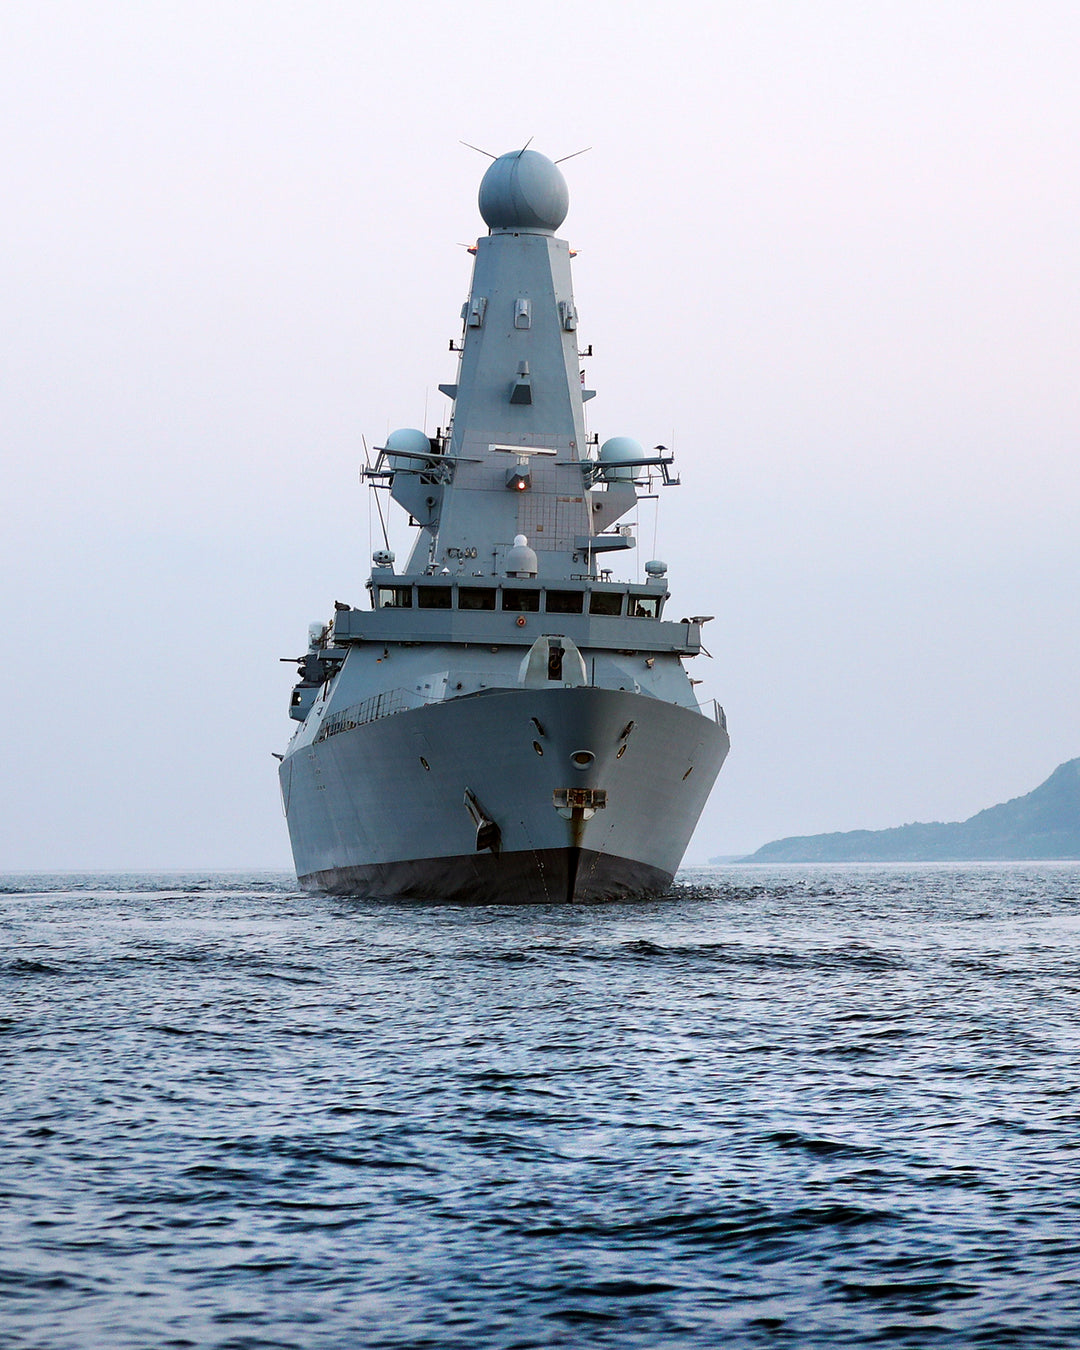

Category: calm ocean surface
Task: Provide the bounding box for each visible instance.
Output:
[2,864,1079,1348]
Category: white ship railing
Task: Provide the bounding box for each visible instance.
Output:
[315,687,426,742]
[316,682,727,743]
[316,677,519,742]
[701,699,727,730]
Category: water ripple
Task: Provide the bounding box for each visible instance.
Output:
[1,864,1080,1348]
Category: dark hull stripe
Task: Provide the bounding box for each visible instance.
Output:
[299,847,672,904]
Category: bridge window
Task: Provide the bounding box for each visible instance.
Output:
[459,587,497,611]
[629,595,660,618]
[502,588,540,613]
[589,591,624,616]
[377,586,413,609]
[417,586,453,609]
[546,590,584,614]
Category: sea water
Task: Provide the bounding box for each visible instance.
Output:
[2,864,1079,1348]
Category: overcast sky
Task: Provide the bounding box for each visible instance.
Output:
[2,1,1078,869]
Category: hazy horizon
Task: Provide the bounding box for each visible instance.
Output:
[3,2,1078,869]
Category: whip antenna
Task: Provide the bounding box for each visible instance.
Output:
[362,434,391,554]
[555,146,593,164]
[460,140,497,160]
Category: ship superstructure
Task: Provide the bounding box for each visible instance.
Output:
[279,149,728,901]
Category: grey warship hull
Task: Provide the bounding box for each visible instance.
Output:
[285,686,728,902]
[278,147,730,902]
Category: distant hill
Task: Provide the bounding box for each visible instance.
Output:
[742,758,1080,863]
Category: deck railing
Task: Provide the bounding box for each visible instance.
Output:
[315,679,728,743]
[314,687,424,742]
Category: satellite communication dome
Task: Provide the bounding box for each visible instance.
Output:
[385,427,431,473]
[479,150,569,232]
[599,436,645,482]
[505,533,538,578]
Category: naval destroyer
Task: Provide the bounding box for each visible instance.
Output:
[279,148,729,901]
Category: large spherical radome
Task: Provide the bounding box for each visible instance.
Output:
[478,150,569,232]
[385,427,431,472]
[599,436,645,482]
